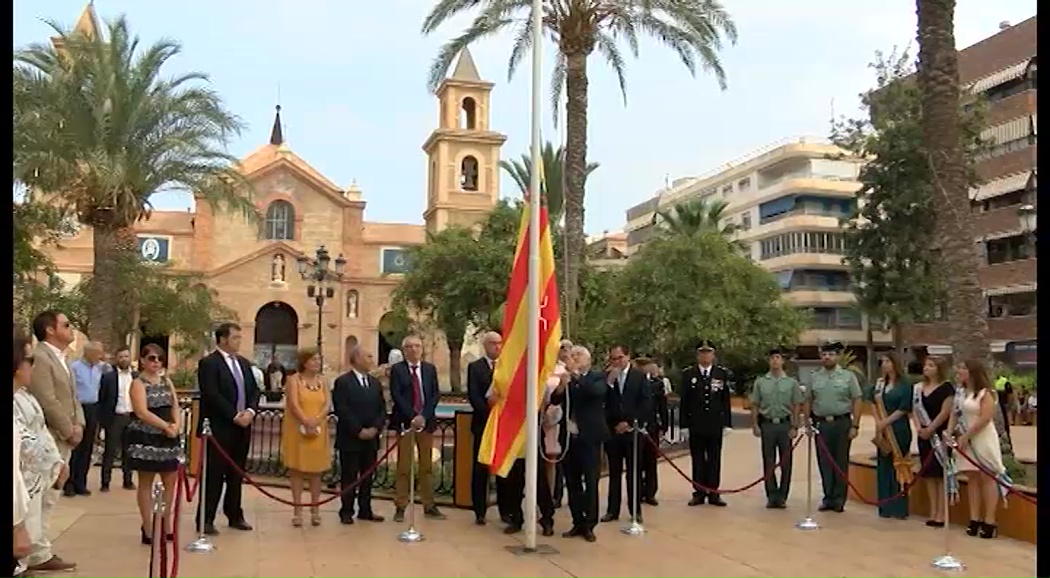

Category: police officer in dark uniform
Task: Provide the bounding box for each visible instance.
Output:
[635,355,669,506]
[680,340,732,507]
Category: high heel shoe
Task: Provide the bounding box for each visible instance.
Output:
[292,507,303,528]
[979,522,998,539]
[140,527,152,545]
[924,520,945,528]
[965,520,981,536]
[310,507,321,527]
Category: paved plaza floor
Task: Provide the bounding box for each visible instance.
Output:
[49,417,1037,577]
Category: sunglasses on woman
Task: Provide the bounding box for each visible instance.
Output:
[145,354,165,363]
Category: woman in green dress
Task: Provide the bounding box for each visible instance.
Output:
[864,352,913,519]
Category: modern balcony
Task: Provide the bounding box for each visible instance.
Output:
[781,288,857,306]
[760,252,847,269]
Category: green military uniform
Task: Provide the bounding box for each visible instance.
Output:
[750,364,802,508]
[806,342,862,512]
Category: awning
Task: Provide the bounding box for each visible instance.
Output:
[970,171,1034,201]
[979,228,1027,242]
[980,116,1032,146]
[984,282,1037,297]
[968,60,1030,94]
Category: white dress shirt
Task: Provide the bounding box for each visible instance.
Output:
[116,369,134,415]
[42,341,71,377]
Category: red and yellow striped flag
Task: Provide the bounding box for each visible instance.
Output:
[478,161,562,478]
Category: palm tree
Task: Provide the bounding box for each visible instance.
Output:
[654,197,739,238]
[14,16,255,349]
[499,140,599,224]
[422,0,737,336]
[915,0,989,362]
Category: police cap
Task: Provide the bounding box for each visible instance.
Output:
[696,340,716,352]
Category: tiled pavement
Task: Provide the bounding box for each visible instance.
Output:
[48,418,1037,577]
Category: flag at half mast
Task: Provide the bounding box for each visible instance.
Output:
[478,158,562,478]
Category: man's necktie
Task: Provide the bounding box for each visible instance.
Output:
[411,365,423,414]
[618,372,626,394]
[230,356,246,412]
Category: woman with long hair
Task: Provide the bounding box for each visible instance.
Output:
[947,359,1008,539]
[867,352,912,519]
[910,356,955,527]
[279,348,331,527]
[125,344,181,545]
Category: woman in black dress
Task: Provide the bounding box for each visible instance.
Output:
[126,344,181,545]
[911,356,954,527]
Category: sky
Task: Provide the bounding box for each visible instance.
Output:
[13,0,1039,235]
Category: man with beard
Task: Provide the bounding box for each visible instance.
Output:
[97,347,136,491]
[680,340,732,507]
[806,341,861,513]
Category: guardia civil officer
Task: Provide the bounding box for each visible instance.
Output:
[749,348,803,508]
[805,341,862,513]
[680,340,732,507]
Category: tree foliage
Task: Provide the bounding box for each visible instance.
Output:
[499,141,600,223]
[655,196,740,239]
[832,49,986,349]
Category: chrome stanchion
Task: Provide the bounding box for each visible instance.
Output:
[932,439,964,571]
[795,423,820,531]
[185,419,216,553]
[621,419,645,536]
[148,479,165,578]
[397,428,424,543]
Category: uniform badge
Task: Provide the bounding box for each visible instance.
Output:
[711,379,724,391]
[691,377,697,384]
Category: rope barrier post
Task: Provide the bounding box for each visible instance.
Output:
[397,428,424,543]
[148,479,165,578]
[794,422,820,531]
[621,419,645,537]
[932,438,964,572]
[185,419,216,554]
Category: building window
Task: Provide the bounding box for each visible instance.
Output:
[986,234,1035,264]
[263,200,295,240]
[627,222,658,247]
[988,291,1036,318]
[807,307,863,330]
[984,76,1033,103]
[785,269,851,291]
[740,213,752,231]
[737,177,751,192]
[460,156,480,191]
[759,231,845,260]
[721,184,733,196]
[461,97,477,129]
[974,188,1033,212]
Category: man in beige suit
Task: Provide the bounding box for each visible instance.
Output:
[25,310,80,573]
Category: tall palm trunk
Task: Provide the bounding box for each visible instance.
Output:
[562,52,589,339]
[916,0,989,363]
[89,224,138,350]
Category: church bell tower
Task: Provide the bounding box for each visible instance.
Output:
[422,48,507,233]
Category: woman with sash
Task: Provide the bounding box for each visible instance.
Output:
[865,352,913,519]
[947,359,1009,539]
[910,356,956,527]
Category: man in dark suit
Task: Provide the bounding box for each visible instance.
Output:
[388,334,445,522]
[332,346,387,525]
[551,346,609,543]
[97,346,136,491]
[680,340,733,507]
[195,322,261,534]
[466,331,502,525]
[638,358,670,506]
[601,344,652,523]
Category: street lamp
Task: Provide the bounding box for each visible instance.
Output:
[1017,204,1037,256]
[296,245,347,370]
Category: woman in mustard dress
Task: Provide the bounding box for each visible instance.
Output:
[280,348,331,527]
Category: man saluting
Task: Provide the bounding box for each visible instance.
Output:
[680,340,732,507]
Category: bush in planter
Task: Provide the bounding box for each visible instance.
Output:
[169,368,197,391]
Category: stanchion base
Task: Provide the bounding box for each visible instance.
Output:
[794,517,820,531]
[504,544,559,556]
[620,521,646,536]
[397,528,425,543]
[931,554,965,571]
[185,536,217,553]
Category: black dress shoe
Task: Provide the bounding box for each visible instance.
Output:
[394,508,406,523]
[62,488,76,497]
[358,514,384,522]
[423,506,447,520]
[340,516,355,525]
[75,488,92,496]
[773,502,787,509]
[925,520,945,528]
[503,524,523,535]
[582,530,597,542]
[500,514,512,525]
[100,485,110,493]
[817,503,833,512]
[832,505,844,513]
[765,501,778,509]
[600,513,619,523]
[643,497,659,506]
[474,517,487,526]
[561,526,582,538]
[688,496,704,506]
[541,524,554,537]
[203,523,219,536]
[708,496,728,507]
[123,481,136,490]
[228,520,253,531]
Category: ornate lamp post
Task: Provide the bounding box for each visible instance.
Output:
[1017,204,1037,257]
[296,246,346,370]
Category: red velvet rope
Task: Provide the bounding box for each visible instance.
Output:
[812,431,941,506]
[952,445,1038,506]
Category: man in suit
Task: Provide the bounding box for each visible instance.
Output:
[551,346,609,543]
[466,331,502,525]
[97,346,136,491]
[332,346,387,525]
[389,334,446,522]
[601,344,652,523]
[66,341,107,496]
[195,322,260,535]
[680,340,733,507]
[25,310,80,573]
[638,358,670,506]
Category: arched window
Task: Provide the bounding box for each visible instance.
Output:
[460,156,479,191]
[461,97,477,129]
[263,200,295,240]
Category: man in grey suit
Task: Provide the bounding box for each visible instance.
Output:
[25,310,81,573]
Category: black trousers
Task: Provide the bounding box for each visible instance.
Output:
[503,458,555,527]
[688,432,724,499]
[552,461,565,505]
[197,431,249,526]
[563,438,601,531]
[641,429,660,500]
[603,433,641,517]
[470,430,491,520]
[66,402,98,492]
[339,442,378,518]
[100,413,133,488]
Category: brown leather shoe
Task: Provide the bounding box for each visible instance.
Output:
[28,555,76,572]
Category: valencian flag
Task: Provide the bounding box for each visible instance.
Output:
[478,159,562,478]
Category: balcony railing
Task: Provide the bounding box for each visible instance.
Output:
[759,209,850,226]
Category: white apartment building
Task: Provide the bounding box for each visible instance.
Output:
[623,136,892,360]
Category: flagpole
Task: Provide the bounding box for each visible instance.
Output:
[523,0,543,553]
